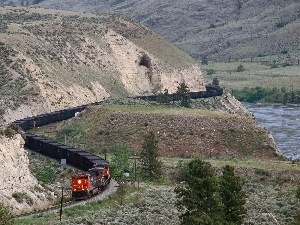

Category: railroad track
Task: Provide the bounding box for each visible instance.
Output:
[16,179,118,218]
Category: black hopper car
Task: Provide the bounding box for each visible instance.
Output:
[12,104,110,174]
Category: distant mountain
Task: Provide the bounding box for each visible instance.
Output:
[0,0,44,6]
[1,0,299,62]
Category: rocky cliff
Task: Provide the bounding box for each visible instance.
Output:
[0,7,204,125]
[0,134,54,213]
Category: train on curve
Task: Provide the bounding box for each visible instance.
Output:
[12,87,223,199]
[12,102,111,200]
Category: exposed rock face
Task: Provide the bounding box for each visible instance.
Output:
[0,7,204,125]
[0,134,53,213]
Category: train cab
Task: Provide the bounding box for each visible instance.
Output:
[71,173,92,200]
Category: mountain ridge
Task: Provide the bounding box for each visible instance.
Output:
[1,0,299,62]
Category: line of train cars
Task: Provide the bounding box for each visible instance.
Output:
[12,104,111,200]
[133,85,224,101]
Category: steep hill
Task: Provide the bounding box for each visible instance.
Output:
[1,0,299,62]
[0,6,204,125]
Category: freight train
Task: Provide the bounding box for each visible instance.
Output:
[133,85,224,101]
[11,88,223,199]
[12,103,111,200]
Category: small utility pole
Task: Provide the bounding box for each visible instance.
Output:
[59,187,64,221]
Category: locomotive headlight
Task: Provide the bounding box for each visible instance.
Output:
[78,180,82,184]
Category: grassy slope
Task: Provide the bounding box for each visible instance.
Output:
[202,55,300,91]
[32,101,280,159]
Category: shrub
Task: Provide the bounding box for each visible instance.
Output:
[276,21,286,28]
[282,62,291,67]
[0,202,14,225]
[207,69,216,75]
[12,192,33,205]
[236,65,245,72]
[209,23,216,29]
[35,166,56,184]
[270,64,278,69]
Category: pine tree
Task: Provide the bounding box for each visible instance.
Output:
[176,82,191,108]
[175,159,224,225]
[219,165,247,225]
[140,131,162,181]
[157,88,171,104]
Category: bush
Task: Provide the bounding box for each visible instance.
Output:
[12,192,34,205]
[35,166,56,184]
[282,62,291,67]
[0,202,14,225]
[276,21,286,28]
[236,65,245,72]
[207,69,216,75]
[270,64,278,69]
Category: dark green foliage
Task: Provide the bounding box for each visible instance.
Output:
[282,62,291,67]
[140,131,162,181]
[233,86,300,104]
[175,159,224,225]
[176,82,191,108]
[220,165,247,224]
[176,160,246,225]
[209,23,216,29]
[157,88,171,104]
[206,69,216,75]
[201,55,209,65]
[236,65,244,72]
[281,50,288,54]
[34,166,56,184]
[12,192,34,205]
[276,21,286,28]
[110,144,132,181]
[296,185,300,200]
[212,77,220,86]
[270,64,278,69]
[0,202,14,225]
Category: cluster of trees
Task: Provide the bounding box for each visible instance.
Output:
[110,131,162,182]
[233,86,300,104]
[175,159,246,225]
[157,82,191,107]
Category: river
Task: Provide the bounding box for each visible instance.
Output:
[243,103,300,159]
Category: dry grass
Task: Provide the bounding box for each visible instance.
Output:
[202,58,300,90]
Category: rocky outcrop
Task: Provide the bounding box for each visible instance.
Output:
[0,7,204,125]
[0,134,54,213]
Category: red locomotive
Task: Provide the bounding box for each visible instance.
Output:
[71,164,111,200]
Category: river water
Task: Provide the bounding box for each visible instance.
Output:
[243,103,300,159]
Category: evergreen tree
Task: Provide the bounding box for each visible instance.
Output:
[175,159,224,225]
[202,55,209,65]
[110,144,131,181]
[212,78,220,86]
[0,202,14,225]
[176,82,191,108]
[219,165,247,225]
[140,131,162,181]
[157,88,171,104]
